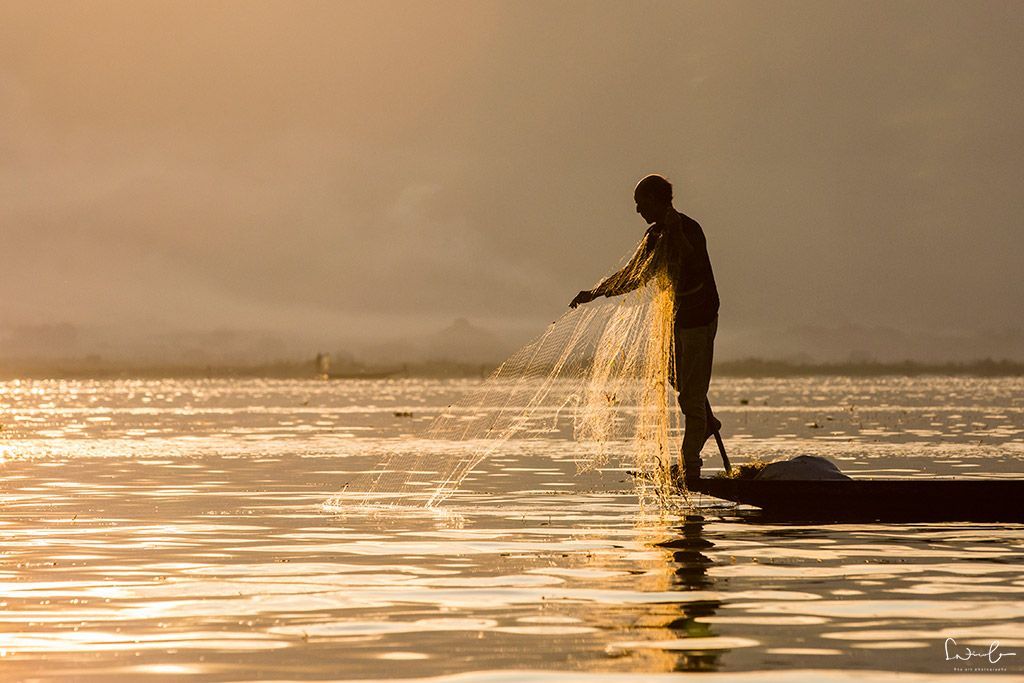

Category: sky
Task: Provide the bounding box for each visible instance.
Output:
[2,1,1022,362]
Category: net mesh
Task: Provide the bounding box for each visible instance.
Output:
[327,231,689,509]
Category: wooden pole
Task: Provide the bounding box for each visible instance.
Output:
[706,398,731,474]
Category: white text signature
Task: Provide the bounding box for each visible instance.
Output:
[945,638,1017,665]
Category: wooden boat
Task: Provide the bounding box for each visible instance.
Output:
[683,423,1023,522]
[690,477,1024,522]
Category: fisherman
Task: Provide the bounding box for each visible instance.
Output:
[570,174,721,485]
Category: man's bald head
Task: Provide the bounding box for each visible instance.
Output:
[634,174,673,203]
[633,174,674,225]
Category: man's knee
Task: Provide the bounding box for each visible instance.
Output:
[679,393,706,418]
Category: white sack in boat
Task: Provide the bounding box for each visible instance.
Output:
[753,455,852,481]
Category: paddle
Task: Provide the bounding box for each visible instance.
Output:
[705,399,731,475]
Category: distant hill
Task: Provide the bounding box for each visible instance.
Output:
[3,317,1021,379]
[421,318,510,364]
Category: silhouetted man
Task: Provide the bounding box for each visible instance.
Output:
[570,174,720,485]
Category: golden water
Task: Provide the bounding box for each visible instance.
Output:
[0,377,1022,681]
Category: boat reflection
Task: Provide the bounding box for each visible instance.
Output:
[654,514,725,672]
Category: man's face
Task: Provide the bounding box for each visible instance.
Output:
[634,191,662,225]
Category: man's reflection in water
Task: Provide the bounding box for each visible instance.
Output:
[655,513,723,672]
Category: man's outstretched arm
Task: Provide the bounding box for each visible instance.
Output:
[570,231,659,308]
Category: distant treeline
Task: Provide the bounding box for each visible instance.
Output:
[0,358,496,380]
[714,357,1024,377]
[0,357,1021,380]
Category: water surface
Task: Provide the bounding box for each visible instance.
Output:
[1,377,1022,680]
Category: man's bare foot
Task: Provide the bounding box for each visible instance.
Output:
[670,463,701,487]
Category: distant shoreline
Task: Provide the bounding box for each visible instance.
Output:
[0,357,1021,380]
[712,357,1023,377]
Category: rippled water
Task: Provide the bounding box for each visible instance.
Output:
[1,377,1022,681]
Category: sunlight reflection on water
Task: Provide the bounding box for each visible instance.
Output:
[0,377,1022,680]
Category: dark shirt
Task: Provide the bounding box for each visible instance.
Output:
[651,211,720,328]
[593,210,720,328]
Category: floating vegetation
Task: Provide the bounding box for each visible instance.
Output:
[722,459,769,480]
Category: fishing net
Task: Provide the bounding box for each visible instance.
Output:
[327,231,687,509]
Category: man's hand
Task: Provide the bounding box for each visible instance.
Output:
[570,290,597,309]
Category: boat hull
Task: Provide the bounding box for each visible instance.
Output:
[691,478,1024,522]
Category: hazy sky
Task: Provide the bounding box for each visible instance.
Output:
[2,1,1022,358]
